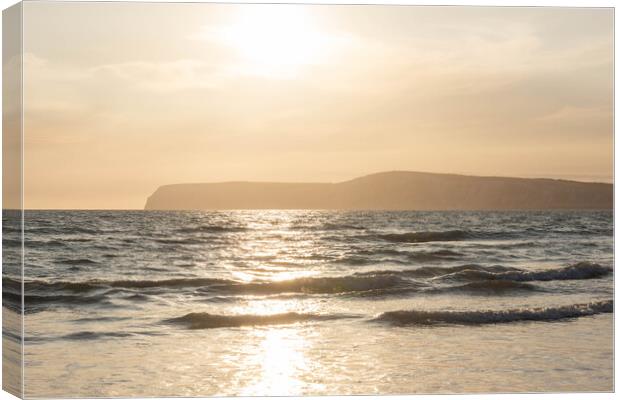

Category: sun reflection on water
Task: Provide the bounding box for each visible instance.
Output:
[239,327,318,396]
[223,210,323,283]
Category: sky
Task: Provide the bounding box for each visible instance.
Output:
[18,3,613,209]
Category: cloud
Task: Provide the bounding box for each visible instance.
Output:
[91,59,222,91]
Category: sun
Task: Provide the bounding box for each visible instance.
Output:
[210,5,335,78]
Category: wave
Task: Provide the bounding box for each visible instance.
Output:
[438,262,611,282]
[4,277,539,314]
[2,238,21,247]
[60,331,135,341]
[9,262,605,300]
[323,223,365,231]
[225,275,412,295]
[2,225,21,233]
[525,227,613,236]
[398,249,463,260]
[447,280,538,293]
[371,229,558,244]
[154,238,206,245]
[3,278,22,293]
[339,249,463,266]
[3,277,229,301]
[10,274,411,296]
[377,230,470,243]
[356,262,611,283]
[175,225,247,234]
[71,316,132,323]
[423,249,462,257]
[335,256,410,266]
[24,239,75,248]
[54,258,99,265]
[25,226,99,235]
[468,241,538,250]
[290,222,365,231]
[15,277,228,293]
[344,280,540,299]
[355,264,519,279]
[165,311,359,329]
[3,290,117,314]
[372,300,613,326]
[17,292,108,306]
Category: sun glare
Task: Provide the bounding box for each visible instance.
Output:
[240,328,310,395]
[212,6,335,77]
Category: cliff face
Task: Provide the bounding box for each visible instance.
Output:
[144,171,613,210]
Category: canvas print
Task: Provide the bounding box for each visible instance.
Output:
[2,2,614,398]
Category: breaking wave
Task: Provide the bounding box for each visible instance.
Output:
[356,262,611,282]
[438,262,611,282]
[372,300,613,326]
[7,262,608,305]
[165,311,359,329]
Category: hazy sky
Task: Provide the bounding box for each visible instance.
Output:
[20,3,613,209]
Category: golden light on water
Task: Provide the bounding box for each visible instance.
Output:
[228,283,318,396]
[223,210,323,283]
[8,2,616,397]
[231,297,320,316]
[240,328,313,396]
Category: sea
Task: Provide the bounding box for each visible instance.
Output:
[2,210,614,397]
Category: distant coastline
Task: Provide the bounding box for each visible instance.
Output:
[144,171,613,211]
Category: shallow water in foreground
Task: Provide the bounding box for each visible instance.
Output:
[3,210,613,396]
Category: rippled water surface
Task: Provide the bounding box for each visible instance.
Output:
[3,210,614,396]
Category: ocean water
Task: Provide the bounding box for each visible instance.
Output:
[3,210,614,397]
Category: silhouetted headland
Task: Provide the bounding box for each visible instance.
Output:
[144,171,613,210]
